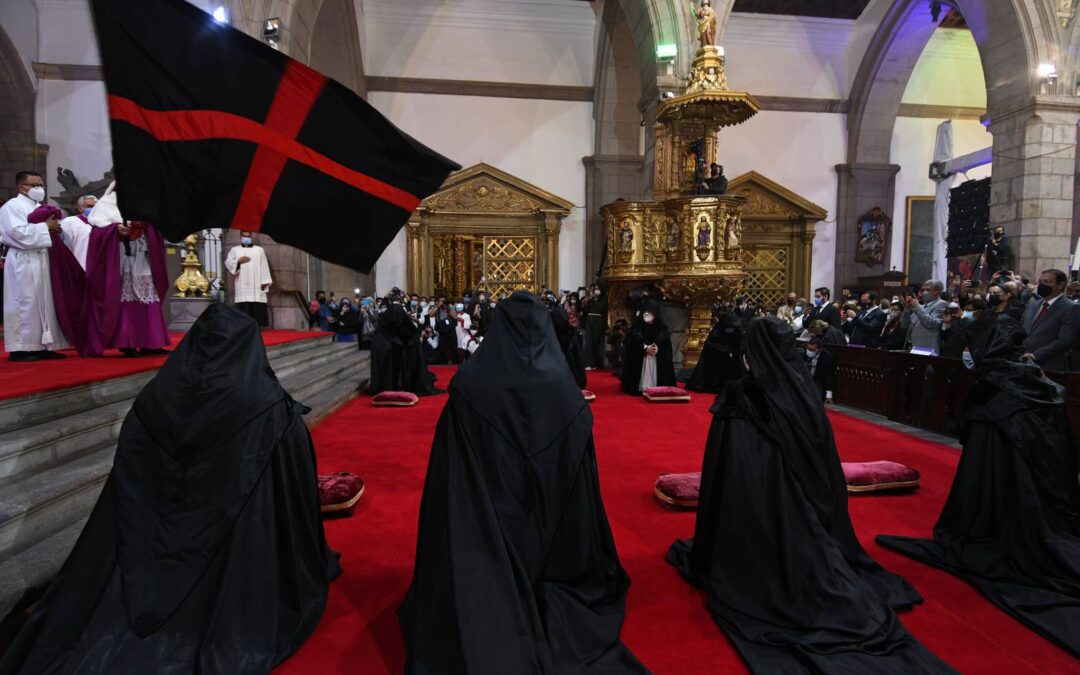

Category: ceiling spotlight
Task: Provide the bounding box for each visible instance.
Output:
[1038,63,1058,94]
[211,6,228,24]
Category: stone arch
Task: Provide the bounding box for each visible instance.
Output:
[0,23,43,199]
[836,0,1067,289]
[586,0,697,277]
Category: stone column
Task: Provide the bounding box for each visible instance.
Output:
[583,155,643,281]
[833,163,900,292]
[987,98,1080,276]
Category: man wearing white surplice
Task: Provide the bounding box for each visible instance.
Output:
[225,230,273,328]
[1,170,70,362]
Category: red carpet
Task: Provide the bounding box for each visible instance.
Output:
[279,367,1080,675]
[0,330,332,400]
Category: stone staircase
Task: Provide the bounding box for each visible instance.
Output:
[0,335,369,623]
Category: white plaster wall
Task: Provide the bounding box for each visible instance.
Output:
[36,79,113,196]
[367,92,593,293]
[0,0,38,81]
[361,0,596,86]
[902,28,986,107]
[715,110,847,294]
[889,116,992,271]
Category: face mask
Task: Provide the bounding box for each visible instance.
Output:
[962,310,974,320]
[594,290,601,297]
[889,310,901,319]
[920,292,933,304]
[410,301,417,307]
[455,303,464,312]
[420,301,428,309]
[805,348,819,359]
[814,298,824,307]
[962,350,975,370]
[84,208,93,217]
[643,313,655,324]
[240,236,253,246]
[489,302,496,309]
[787,298,795,306]
[986,294,1002,306]
[1037,283,1054,298]
[26,186,45,203]
[793,306,803,316]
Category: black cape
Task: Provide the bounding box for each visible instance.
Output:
[667,316,953,674]
[877,316,1080,656]
[368,303,440,395]
[399,292,646,674]
[551,304,587,388]
[686,310,744,393]
[0,304,340,675]
[583,293,608,369]
[620,301,676,394]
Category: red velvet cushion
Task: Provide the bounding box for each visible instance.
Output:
[842,461,921,493]
[643,386,691,402]
[582,389,596,402]
[317,472,366,516]
[372,391,419,407]
[654,472,701,509]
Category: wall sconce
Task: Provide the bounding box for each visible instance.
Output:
[1038,63,1058,94]
[263,17,281,50]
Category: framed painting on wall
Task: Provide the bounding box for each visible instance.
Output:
[855,207,890,265]
[905,196,936,286]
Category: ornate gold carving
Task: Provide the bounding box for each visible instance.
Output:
[427,178,542,213]
[733,186,800,218]
[174,234,210,297]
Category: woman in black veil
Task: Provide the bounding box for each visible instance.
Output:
[685,305,744,393]
[399,292,646,673]
[367,296,440,396]
[877,315,1080,656]
[667,316,953,674]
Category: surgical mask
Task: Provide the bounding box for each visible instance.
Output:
[240,236,253,246]
[410,300,418,307]
[805,348,819,359]
[1037,283,1054,298]
[814,298,824,307]
[793,306,803,316]
[920,292,933,304]
[962,310,974,320]
[962,350,975,370]
[455,303,464,312]
[489,302,496,309]
[26,186,45,203]
[594,290,601,297]
[84,208,93,217]
[643,312,655,324]
[420,302,428,309]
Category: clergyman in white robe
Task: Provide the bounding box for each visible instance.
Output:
[224,235,273,327]
[59,195,96,270]
[1,192,70,356]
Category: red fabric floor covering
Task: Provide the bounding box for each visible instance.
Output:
[280,367,1080,675]
[0,330,332,400]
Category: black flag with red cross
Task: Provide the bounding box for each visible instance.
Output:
[90,0,459,273]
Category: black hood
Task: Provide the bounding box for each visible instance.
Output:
[451,291,587,457]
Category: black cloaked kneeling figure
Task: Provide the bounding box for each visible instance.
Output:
[368,298,440,396]
[877,316,1080,657]
[666,316,954,674]
[685,307,744,393]
[0,304,340,675]
[546,295,588,388]
[620,300,676,394]
[399,291,647,674]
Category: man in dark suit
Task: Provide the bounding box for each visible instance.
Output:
[807,287,841,328]
[1021,269,1077,373]
[805,338,837,404]
[849,291,886,347]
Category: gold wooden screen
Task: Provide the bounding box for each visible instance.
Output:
[483,236,537,297]
[743,246,788,309]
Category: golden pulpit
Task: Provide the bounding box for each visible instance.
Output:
[601,44,760,368]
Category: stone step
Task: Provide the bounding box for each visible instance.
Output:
[285,351,369,408]
[0,341,361,488]
[0,448,112,561]
[0,334,334,433]
[0,517,87,621]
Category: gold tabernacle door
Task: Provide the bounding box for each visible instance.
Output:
[406,163,573,298]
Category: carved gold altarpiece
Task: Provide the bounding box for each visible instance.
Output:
[602,45,761,368]
[407,163,573,298]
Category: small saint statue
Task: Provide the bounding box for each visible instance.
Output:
[690,0,718,48]
[620,222,634,252]
[696,216,711,248]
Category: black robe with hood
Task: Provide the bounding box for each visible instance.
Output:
[877,315,1080,657]
[620,300,676,394]
[0,304,340,675]
[551,303,587,388]
[667,316,953,674]
[686,309,745,393]
[368,302,440,396]
[399,292,647,674]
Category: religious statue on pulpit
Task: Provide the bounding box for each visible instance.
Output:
[690,0,718,48]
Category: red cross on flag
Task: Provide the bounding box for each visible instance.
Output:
[90,0,460,273]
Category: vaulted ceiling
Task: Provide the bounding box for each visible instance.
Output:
[731,0,872,19]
